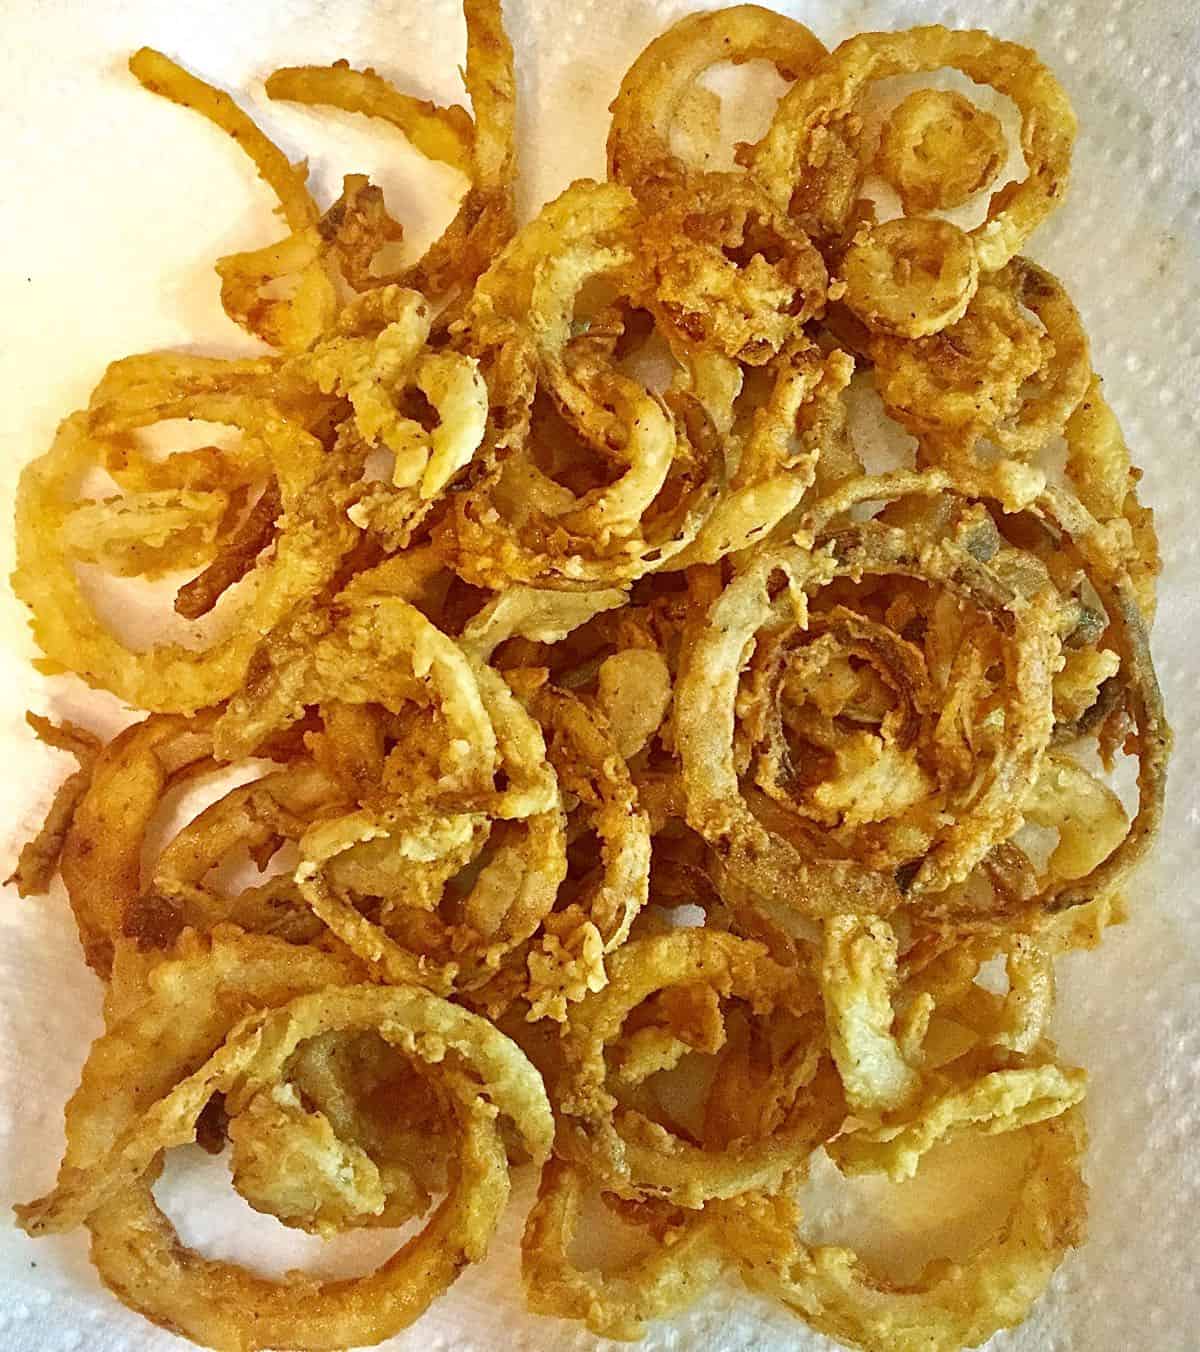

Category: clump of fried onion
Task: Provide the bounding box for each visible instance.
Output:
[9,6,1169,1352]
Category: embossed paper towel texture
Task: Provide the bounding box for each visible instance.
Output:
[0,1,1197,1349]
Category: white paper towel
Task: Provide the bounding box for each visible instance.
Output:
[1,1,1197,1348]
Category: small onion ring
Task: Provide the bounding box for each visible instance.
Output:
[840,217,980,339]
[876,89,1007,215]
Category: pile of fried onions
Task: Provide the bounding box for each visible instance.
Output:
[9,5,1169,1351]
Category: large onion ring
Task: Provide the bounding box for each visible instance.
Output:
[755,26,1076,269]
[722,1108,1086,1352]
[17,930,553,1352]
[14,395,354,714]
[676,470,1061,918]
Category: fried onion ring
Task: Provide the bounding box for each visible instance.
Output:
[755,25,1076,268]
[17,930,552,1351]
[876,89,1007,215]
